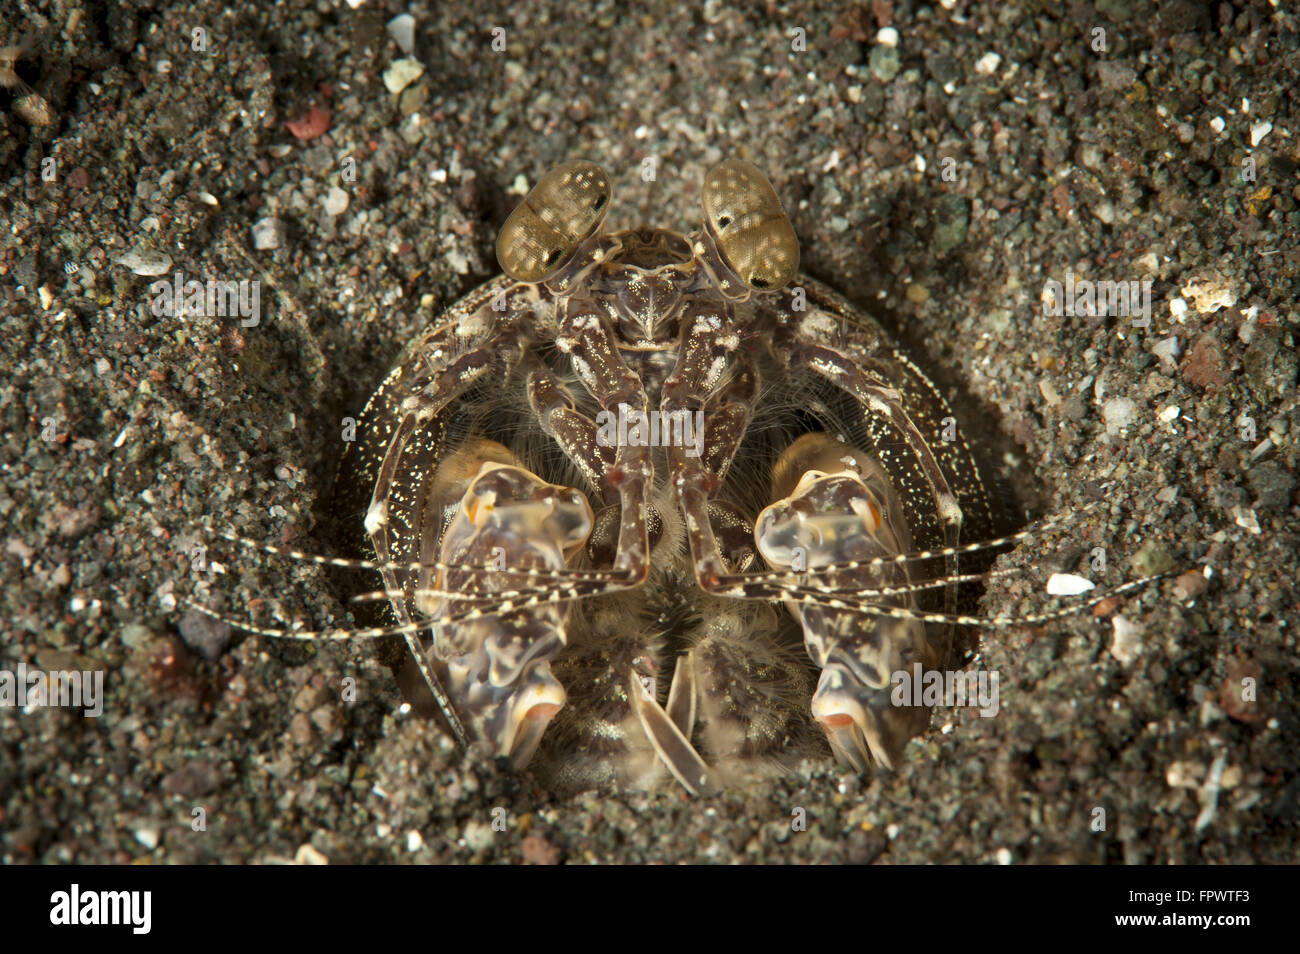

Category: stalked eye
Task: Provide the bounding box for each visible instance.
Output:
[701,159,799,290]
[496,160,612,282]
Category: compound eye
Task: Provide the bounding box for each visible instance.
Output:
[496,160,612,282]
[701,159,799,290]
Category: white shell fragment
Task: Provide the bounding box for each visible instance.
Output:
[1046,573,1095,596]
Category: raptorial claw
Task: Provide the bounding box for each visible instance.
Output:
[811,660,928,772]
[757,433,937,774]
[430,459,594,769]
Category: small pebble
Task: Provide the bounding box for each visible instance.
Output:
[178,607,232,661]
[324,186,350,217]
[289,712,316,746]
[1131,541,1174,576]
[1151,335,1180,369]
[1046,573,1094,596]
[1102,397,1136,435]
[1181,276,1236,313]
[384,58,425,94]
[1096,61,1136,90]
[521,834,560,865]
[387,13,416,54]
[116,250,173,276]
[1166,760,1204,788]
[1091,596,1120,617]
[286,104,331,140]
[1181,335,1227,388]
[463,820,495,853]
[1173,570,1208,600]
[251,217,284,250]
[869,45,900,83]
[294,843,329,865]
[1110,615,1142,665]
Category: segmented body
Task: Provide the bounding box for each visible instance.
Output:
[328,164,1000,793]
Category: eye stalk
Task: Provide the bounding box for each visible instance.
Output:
[496,160,612,282]
[701,159,799,290]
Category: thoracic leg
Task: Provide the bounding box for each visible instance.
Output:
[526,364,617,502]
[554,300,653,580]
[661,305,757,585]
[773,331,965,617]
[368,330,525,747]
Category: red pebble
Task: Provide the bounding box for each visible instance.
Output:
[286,104,331,140]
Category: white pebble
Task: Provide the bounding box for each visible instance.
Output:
[293,843,329,865]
[387,13,416,55]
[1231,505,1261,535]
[1166,760,1204,788]
[462,820,495,852]
[134,827,160,850]
[1249,121,1272,146]
[876,27,899,47]
[383,57,424,94]
[1151,335,1180,368]
[1209,116,1226,134]
[1159,405,1180,423]
[324,186,350,217]
[115,250,173,276]
[1110,615,1142,665]
[1102,396,1136,436]
[1046,573,1095,596]
[974,52,1001,76]
[251,217,283,250]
